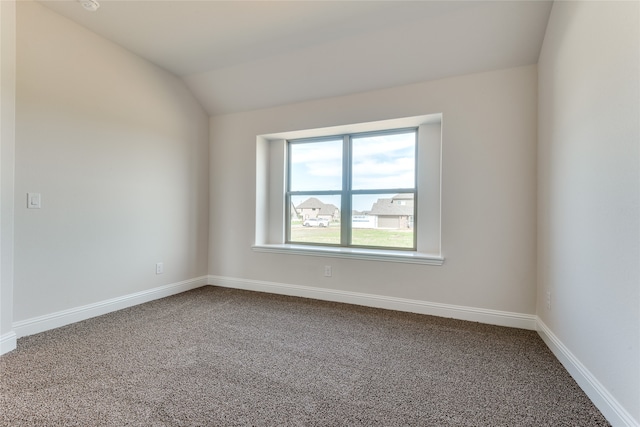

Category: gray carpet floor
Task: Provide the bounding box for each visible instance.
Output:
[1,286,610,426]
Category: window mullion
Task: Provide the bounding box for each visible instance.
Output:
[285,142,291,243]
[340,135,351,246]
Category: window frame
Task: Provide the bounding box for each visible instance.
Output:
[285,128,419,251]
[253,114,444,266]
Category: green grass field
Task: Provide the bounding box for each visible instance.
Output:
[290,225,414,248]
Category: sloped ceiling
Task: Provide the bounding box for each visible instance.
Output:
[37,0,553,115]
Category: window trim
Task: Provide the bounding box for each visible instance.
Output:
[254,114,443,265]
[286,128,418,251]
[252,243,444,265]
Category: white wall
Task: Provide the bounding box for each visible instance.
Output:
[1,0,17,353]
[13,1,209,324]
[210,65,537,319]
[537,1,639,425]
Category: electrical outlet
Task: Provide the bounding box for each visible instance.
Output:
[546,291,551,310]
[156,262,164,275]
[324,265,332,277]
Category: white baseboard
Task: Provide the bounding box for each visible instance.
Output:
[13,276,208,339]
[207,275,537,330]
[537,319,639,427]
[0,331,17,355]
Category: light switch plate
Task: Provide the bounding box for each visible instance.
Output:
[27,193,41,209]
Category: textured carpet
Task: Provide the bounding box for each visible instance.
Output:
[1,286,609,426]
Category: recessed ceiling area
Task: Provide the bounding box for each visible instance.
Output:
[37,1,553,115]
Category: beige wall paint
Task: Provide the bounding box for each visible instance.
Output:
[210,65,537,315]
[13,1,209,321]
[1,0,17,345]
[538,1,639,423]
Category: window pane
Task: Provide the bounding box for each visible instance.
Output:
[352,132,416,190]
[289,195,341,245]
[289,139,343,191]
[351,193,414,249]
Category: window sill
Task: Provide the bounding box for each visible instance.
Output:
[252,244,444,265]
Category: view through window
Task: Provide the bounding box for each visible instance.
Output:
[287,129,417,250]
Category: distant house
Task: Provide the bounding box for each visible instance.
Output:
[368,194,414,229]
[295,197,340,221]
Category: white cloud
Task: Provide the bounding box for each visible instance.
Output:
[306,162,342,177]
[290,140,342,163]
[291,131,416,190]
[352,133,415,158]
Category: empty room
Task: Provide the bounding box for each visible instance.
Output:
[1,0,638,426]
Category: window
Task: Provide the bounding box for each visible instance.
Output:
[286,129,417,250]
[254,114,443,265]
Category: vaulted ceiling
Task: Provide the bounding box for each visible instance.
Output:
[38,1,553,115]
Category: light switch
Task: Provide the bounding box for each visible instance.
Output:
[27,193,41,209]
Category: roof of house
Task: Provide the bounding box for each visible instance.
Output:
[296,197,325,209]
[296,198,339,215]
[392,193,414,201]
[369,198,414,216]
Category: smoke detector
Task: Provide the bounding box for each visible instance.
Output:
[79,0,100,12]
